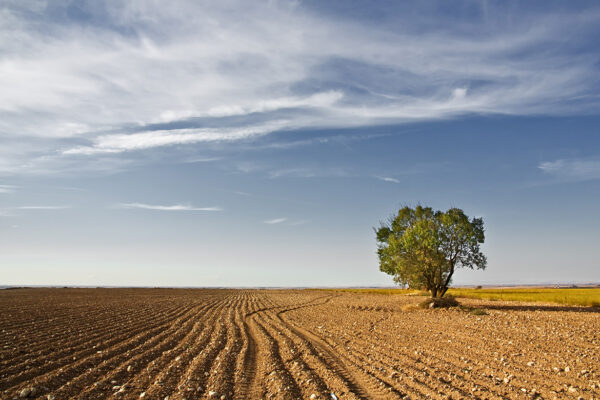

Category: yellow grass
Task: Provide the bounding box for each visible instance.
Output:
[447,288,600,307]
[323,287,600,307]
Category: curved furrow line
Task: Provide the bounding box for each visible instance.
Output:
[296,298,552,399]
[275,296,434,398]
[276,306,405,400]
[0,302,197,392]
[258,307,373,399]
[254,310,341,399]
[238,292,288,400]
[6,299,217,400]
[331,335,471,400]
[251,315,304,400]
[199,295,245,399]
[148,294,239,399]
[70,298,225,400]
[233,293,261,400]
[159,300,232,399]
[325,324,494,399]
[138,299,229,400]
[281,299,482,399]
[1,303,189,379]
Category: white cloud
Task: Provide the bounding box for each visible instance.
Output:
[376,176,400,183]
[538,158,600,181]
[263,218,288,224]
[452,88,468,100]
[183,157,223,164]
[1,2,599,174]
[63,121,289,155]
[116,203,222,211]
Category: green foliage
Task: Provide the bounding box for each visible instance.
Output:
[375,205,486,298]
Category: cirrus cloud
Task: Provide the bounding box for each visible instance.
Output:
[1,1,600,175]
[116,203,222,211]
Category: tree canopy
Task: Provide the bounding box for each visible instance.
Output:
[375,206,486,298]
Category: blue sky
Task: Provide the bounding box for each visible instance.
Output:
[1,0,599,286]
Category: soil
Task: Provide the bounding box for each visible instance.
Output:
[1,288,598,399]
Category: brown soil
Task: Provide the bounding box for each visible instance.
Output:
[1,288,598,399]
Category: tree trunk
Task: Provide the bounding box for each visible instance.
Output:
[440,264,455,297]
[430,287,437,298]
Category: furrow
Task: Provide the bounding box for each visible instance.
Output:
[6,299,216,400]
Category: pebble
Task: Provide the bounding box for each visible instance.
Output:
[527,361,535,367]
[19,387,36,398]
[127,365,133,372]
[310,394,317,399]
[140,392,146,398]
[208,391,218,398]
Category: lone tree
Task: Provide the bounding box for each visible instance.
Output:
[375,205,486,298]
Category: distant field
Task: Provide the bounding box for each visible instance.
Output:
[448,288,600,307]
[328,287,600,307]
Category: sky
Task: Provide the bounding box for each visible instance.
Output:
[1,0,599,287]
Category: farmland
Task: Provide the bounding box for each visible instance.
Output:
[1,289,599,399]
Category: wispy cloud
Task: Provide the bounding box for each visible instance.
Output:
[263,218,288,224]
[376,176,400,183]
[183,157,223,164]
[17,205,71,210]
[1,2,600,174]
[538,158,600,182]
[116,203,222,211]
[63,121,289,155]
[0,184,16,194]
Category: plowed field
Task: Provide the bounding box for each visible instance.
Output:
[1,289,599,400]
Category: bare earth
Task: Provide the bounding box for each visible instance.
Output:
[1,289,598,400]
